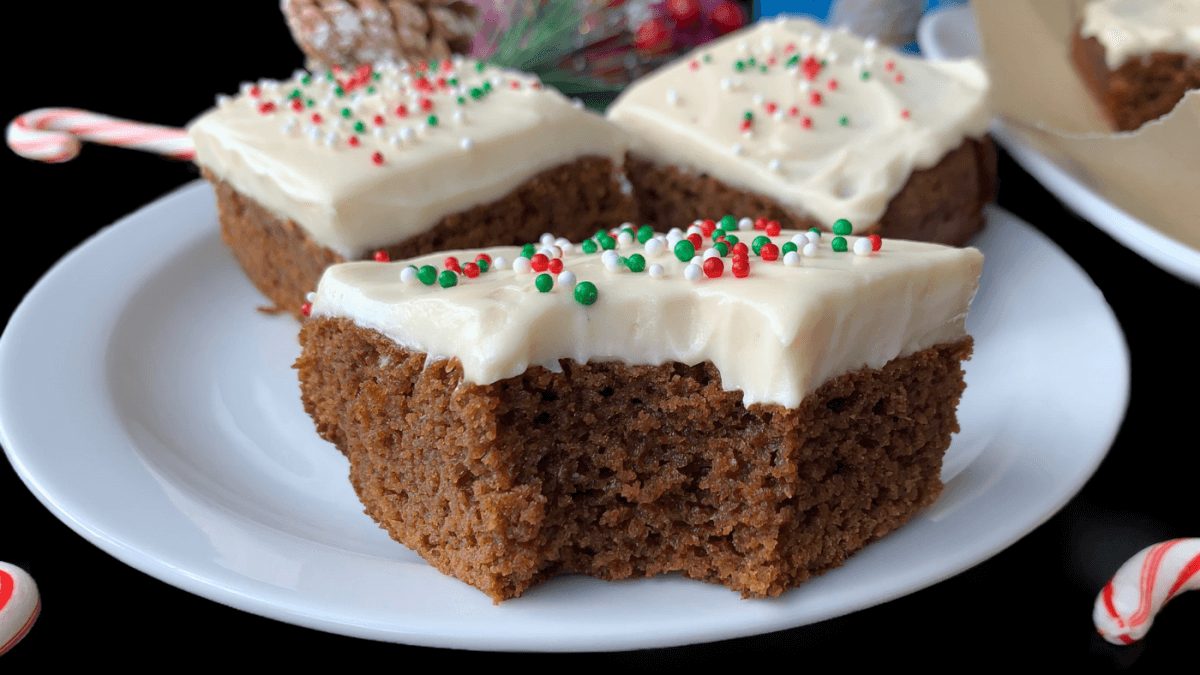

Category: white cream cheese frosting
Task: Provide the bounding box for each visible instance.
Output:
[188,58,628,259]
[606,17,992,234]
[310,224,983,409]
[1081,0,1200,68]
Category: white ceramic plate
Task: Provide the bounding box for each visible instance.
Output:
[0,182,1126,651]
[918,5,1200,285]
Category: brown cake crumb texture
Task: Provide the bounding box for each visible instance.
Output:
[1071,31,1200,132]
[206,156,636,320]
[624,137,997,247]
[296,317,973,603]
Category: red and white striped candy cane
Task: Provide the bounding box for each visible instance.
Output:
[1094,538,1200,644]
[7,108,194,163]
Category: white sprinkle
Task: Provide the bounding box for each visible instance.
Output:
[216,94,232,107]
[738,217,754,231]
[602,250,623,272]
[805,230,821,244]
[762,36,774,50]
[491,75,503,86]
[417,122,428,134]
[400,266,418,285]
[543,245,563,259]
[853,56,864,70]
[666,232,683,250]
[690,255,702,266]
[617,231,633,246]
[292,69,308,81]
[389,134,401,146]
[798,79,811,92]
[557,270,577,288]
[305,292,316,302]
[239,81,254,95]
[864,36,878,51]
[540,233,556,247]
[720,77,733,90]
[493,256,510,270]
[648,263,665,278]
[801,32,813,46]
[513,256,532,274]
[803,242,819,257]
[768,159,781,172]
[572,98,584,109]
[703,248,721,260]
[753,93,764,105]
[854,237,874,255]
[556,239,574,254]
[783,251,802,267]
[460,137,474,150]
[666,89,679,105]
[373,126,385,137]
[452,109,465,123]
[399,127,414,141]
[773,110,784,121]
[863,53,875,66]
[732,144,744,155]
[737,40,749,52]
[324,132,338,147]
[307,126,321,142]
[684,264,703,282]
[791,233,808,246]
[827,51,838,63]
[281,118,297,134]
[644,238,665,258]
[686,224,703,236]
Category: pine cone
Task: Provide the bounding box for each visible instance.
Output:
[282,0,482,71]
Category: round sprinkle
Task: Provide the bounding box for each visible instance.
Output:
[674,239,696,262]
[548,258,564,274]
[598,233,616,250]
[513,256,532,274]
[626,253,646,273]
[684,264,703,282]
[782,241,798,255]
[703,247,721,260]
[582,239,598,254]
[617,230,633,246]
[648,264,665,278]
[535,273,553,292]
[374,250,390,262]
[719,215,738,231]
[493,256,510,270]
[838,115,849,126]
[521,243,537,258]
[832,236,848,252]
[602,250,623,272]
[737,217,754,231]
[540,233,557,247]
[751,235,770,255]
[760,243,779,261]
[476,259,490,273]
[400,266,418,284]
[417,265,438,285]
[703,257,724,278]
[766,221,781,236]
[868,234,883,251]
[637,224,654,243]
[783,251,801,267]
[530,253,549,272]
[832,218,853,235]
[714,241,730,257]
[460,137,473,150]
[463,262,480,278]
[444,256,461,272]
[574,281,598,305]
[806,229,822,243]
[854,237,873,255]
[558,270,577,288]
[644,238,665,257]
[301,302,312,316]
[731,259,750,278]
[438,270,457,288]
[802,242,818,257]
[731,241,749,256]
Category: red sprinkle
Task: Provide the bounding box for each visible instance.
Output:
[701,219,717,236]
[802,55,821,80]
[760,243,779,261]
[732,242,749,257]
[462,262,480,278]
[765,221,781,236]
[414,77,434,92]
[249,85,261,97]
[475,253,492,266]
[510,80,521,89]
[348,136,360,147]
[801,116,813,129]
[374,250,389,262]
[530,253,550,272]
[258,101,276,114]
[740,119,753,132]
[868,234,883,251]
[686,233,703,249]
[689,60,700,71]
[301,302,312,316]
[767,56,777,66]
[732,259,750,278]
[395,104,409,117]
[885,60,896,72]
[828,78,839,90]
[894,73,905,84]
[703,257,724,278]
[371,151,384,165]
[436,77,448,88]
[900,109,911,120]
[764,102,777,115]
[788,105,800,117]
[291,98,304,112]
[753,217,767,230]
[785,42,796,53]
[444,256,462,273]
[373,115,385,126]
[809,92,822,106]
[419,98,434,112]
[531,82,542,89]
[311,113,323,124]
[548,258,564,274]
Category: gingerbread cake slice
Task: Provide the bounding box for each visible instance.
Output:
[607,17,996,246]
[1071,0,1200,132]
[188,58,635,319]
[296,220,983,602]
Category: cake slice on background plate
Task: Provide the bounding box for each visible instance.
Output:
[295,219,983,602]
[188,57,635,320]
[607,16,996,246]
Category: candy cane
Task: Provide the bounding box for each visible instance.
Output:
[1094,538,1200,644]
[7,108,194,163]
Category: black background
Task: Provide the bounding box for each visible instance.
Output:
[1,3,1194,668]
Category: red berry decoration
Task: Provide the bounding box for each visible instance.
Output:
[463,262,480,278]
[444,256,461,272]
[374,250,389,262]
[703,257,724,278]
[548,258,564,274]
[711,1,745,34]
[635,18,674,55]
[760,243,779,261]
[530,253,550,272]
[668,0,701,27]
[766,221,781,236]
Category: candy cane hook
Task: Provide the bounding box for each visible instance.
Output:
[1094,538,1200,644]
[7,107,194,163]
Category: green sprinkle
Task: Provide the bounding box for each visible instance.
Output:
[340,107,352,118]
[786,54,799,67]
[719,215,737,230]
[838,115,849,126]
[366,86,376,94]
[417,265,437,285]
[470,87,484,99]
[301,75,312,85]
[832,219,853,235]
[734,60,745,72]
[832,236,848,252]
[724,234,739,246]
[808,227,822,238]
[782,241,798,255]
[674,239,695,262]
[457,96,465,105]
[637,225,654,243]
[714,241,730,257]
[760,65,769,74]
[861,70,870,81]
[711,227,726,241]
[743,111,754,121]
[427,115,439,126]
[438,270,458,288]
[449,77,458,86]
[477,259,489,273]
[325,71,335,82]
[598,234,616,250]
[288,88,302,99]
[703,54,712,63]
[582,239,598,254]
[747,58,756,67]
[373,72,381,80]
[305,98,314,107]
[353,121,365,133]
[430,60,440,72]
[535,273,553,292]
[521,243,536,258]
[595,229,608,238]
[752,235,770,255]
[626,254,646,273]
[482,81,492,93]
[334,87,344,97]
[621,226,636,240]
[475,62,486,72]
[574,281,598,306]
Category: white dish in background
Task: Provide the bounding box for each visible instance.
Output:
[0,181,1126,651]
[918,4,1200,286]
